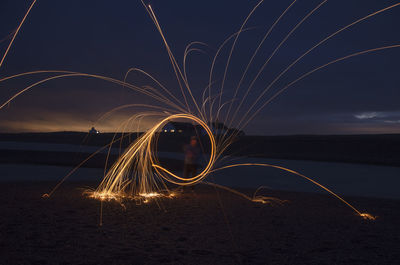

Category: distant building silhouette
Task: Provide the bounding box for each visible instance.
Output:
[161,121,244,136]
[89,127,100,134]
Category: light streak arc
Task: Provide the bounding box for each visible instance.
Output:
[2,1,396,221]
[236,2,400,129]
[217,0,265,122]
[241,44,400,131]
[227,0,325,130]
[225,0,297,127]
[0,0,37,68]
[210,163,375,220]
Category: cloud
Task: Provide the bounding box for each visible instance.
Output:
[354,111,400,121]
[384,120,400,124]
[354,112,383,120]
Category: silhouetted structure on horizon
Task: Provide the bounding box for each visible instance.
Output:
[162,121,244,136]
[89,127,100,134]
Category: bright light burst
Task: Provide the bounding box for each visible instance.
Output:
[2,0,398,221]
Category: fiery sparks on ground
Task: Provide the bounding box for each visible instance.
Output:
[87,190,176,203]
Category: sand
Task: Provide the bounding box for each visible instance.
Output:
[0,182,399,265]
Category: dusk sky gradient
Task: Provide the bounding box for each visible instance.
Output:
[0,0,399,135]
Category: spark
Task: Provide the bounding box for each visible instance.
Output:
[210,163,374,219]
[1,1,398,221]
[86,190,176,204]
[360,213,377,220]
[85,113,216,203]
[0,0,37,68]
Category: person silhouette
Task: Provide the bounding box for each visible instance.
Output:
[183,136,201,190]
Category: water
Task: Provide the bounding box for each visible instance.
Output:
[0,141,399,199]
[209,157,400,199]
[0,157,399,199]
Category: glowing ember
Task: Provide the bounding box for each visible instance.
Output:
[85,190,177,204]
[88,192,119,202]
[360,213,377,220]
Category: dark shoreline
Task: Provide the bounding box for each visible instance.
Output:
[1,132,400,167]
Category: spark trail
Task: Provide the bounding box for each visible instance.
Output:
[0,0,37,68]
[1,1,398,220]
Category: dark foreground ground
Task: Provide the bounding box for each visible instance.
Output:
[0,182,399,265]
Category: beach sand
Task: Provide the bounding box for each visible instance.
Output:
[0,182,399,265]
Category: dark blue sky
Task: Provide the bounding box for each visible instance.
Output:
[0,0,399,134]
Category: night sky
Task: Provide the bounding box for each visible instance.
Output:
[0,0,399,135]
